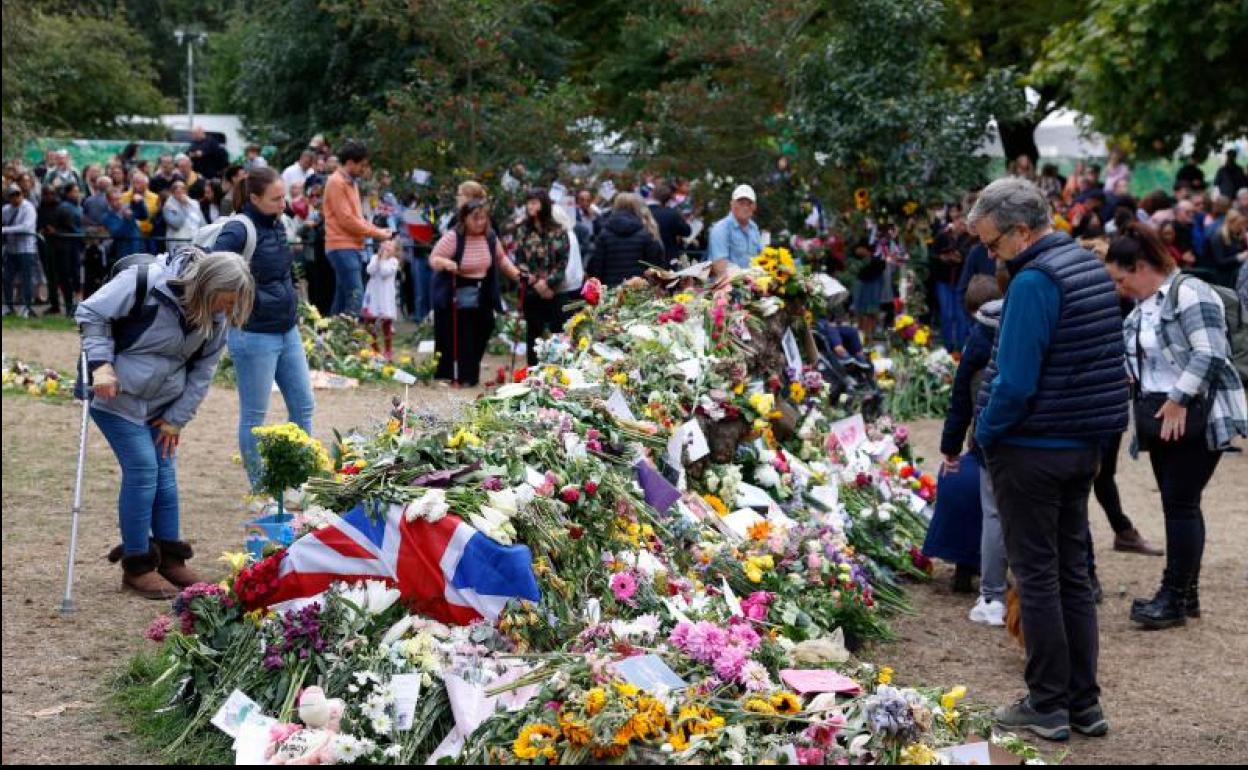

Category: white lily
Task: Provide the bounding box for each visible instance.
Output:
[381,614,417,646]
[365,580,401,614]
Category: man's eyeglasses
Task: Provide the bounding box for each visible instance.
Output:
[983,226,1015,253]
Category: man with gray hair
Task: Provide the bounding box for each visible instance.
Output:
[968,176,1128,742]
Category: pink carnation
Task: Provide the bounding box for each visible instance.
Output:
[727,622,761,651]
[712,645,748,681]
[669,621,694,650]
[797,747,826,765]
[145,614,173,643]
[685,622,728,663]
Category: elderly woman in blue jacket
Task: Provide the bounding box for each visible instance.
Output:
[211,166,315,493]
[77,249,254,599]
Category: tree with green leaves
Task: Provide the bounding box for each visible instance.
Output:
[1037,0,1248,158]
[791,0,1000,214]
[1,2,171,157]
[938,0,1083,165]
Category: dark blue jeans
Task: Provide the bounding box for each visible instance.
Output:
[411,254,432,322]
[4,250,37,311]
[328,248,365,316]
[91,407,179,556]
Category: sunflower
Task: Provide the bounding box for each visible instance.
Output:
[558,710,592,747]
[513,723,559,761]
[744,698,777,715]
[769,692,802,715]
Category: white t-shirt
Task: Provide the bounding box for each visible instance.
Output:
[1137,290,1184,395]
[282,162,308,191]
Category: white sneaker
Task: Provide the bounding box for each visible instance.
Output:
[969,596,1006,626]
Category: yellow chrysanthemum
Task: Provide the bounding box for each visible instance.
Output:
[789,382,806,403]
[744,698,777,715]
[877,666,894,685]
[703,494,728,517]
[585,687,607,717]
[900,743,939,765]
[447,428,483,449]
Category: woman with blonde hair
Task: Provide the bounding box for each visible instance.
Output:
[77,249,254,599]
[1205,208,1246,288]
[587,192,665,287]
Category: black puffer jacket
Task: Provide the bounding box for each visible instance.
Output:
[587,212,665,287]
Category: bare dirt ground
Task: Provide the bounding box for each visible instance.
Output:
[3,324,1246,764]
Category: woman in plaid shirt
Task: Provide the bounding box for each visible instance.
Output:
[1104,222,1247,630]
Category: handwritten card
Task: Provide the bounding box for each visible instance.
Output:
[781,329,803,379]
[779,669,863,696]
[830,414,867,452]
[211,689,262,739]
[606,388,637,422]
[666,420,710,467]
[391,673,423,730]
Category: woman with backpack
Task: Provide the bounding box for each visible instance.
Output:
[1104,222,1248,629]
[429,195,521,386]
[76,249,254,599]
[211,167,316,492]
[513,188,571,366]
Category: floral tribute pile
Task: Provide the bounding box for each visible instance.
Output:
[126,260,1042,765]
[872,315,958,422]
[1,354,71,401]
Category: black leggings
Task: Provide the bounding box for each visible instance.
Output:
[433,303,494,387]
[1147,438,1222,590]
[1093,432,1134,534]
[522,289,563,367]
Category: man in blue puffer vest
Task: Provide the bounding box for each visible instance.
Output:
[969,177,1129,743]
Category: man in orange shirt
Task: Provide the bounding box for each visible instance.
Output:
[324,140,392,315]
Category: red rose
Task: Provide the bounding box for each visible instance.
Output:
[581,278,602,306]
[568,526,584,540]
[560,485,581,504]
[584,480,599,496]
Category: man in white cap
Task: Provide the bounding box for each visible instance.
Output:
[706,184,762,269]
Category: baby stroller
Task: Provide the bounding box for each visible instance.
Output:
[812,320,882,420]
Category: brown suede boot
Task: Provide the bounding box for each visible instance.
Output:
[120,547,179,600]
[155,539,202,588]
[1113,528,1163,556]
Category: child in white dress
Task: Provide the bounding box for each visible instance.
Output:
[362,239,400,359]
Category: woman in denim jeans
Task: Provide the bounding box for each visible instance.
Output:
[213,167,316,492]
[77,250,254,598]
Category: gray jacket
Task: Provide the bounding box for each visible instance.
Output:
[75,252,227,427]
[2,199,38,254]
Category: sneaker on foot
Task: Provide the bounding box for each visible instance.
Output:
[969,596,1006,626]
[1070,703,1109,737]
[995,697,1070,742]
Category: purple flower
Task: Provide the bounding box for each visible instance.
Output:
[145,615,173,643]
[482,476,504,492]
[263,654,284,670]
[685,622,729,663]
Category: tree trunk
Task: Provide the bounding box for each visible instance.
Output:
[996,118,1040,167]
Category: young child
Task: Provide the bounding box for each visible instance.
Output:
[362,238,401,359]
[924,275,1005,620]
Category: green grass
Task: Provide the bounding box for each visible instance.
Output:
[2,314,78,332]
[111,651,234,765]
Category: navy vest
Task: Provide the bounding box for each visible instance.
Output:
[975,232,1129,440]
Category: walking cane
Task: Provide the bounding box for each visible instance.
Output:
[60,351,91,615]
[509,276,525,379]
[451,272,460,387]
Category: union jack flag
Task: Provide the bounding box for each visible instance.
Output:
[265,502,541,625]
